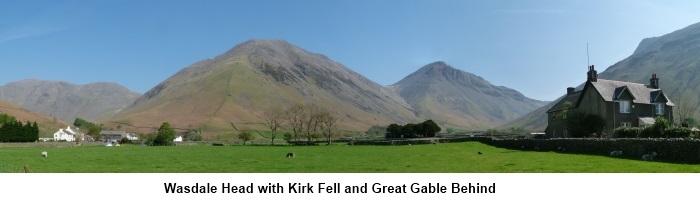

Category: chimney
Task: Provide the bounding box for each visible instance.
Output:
[649,74,659,89]
[567,87,575,95]
[587,65,597,82]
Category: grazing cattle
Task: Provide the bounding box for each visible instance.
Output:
[41,151,48,157]
[286,152,295,158]
[642,152,657,161]
[477,152,482,155]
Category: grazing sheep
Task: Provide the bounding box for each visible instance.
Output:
[286,152,295,158]
[642,152,657,161]
[477,152,482,155]
[41,151,48,157]
[557,147,567,152]
[610,150,623,156]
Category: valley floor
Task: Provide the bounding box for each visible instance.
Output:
[1,142,698,173]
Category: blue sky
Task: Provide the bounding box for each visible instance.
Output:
[1,0,699,101]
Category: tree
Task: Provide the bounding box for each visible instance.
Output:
[284,103,306,143]
[262,106,285,145]
[319,109,337,145]
[366,125,386,137]
[674,93,697,127]
[283,103,332,144]
[420,120,441,137]
[154,122,175,146]
[283,132,294,144]
[653,116,671,138]
[184,130,203,141]
[484,129,498,137]
[0,113,16,124]
[238,131,254,145]
[301,104,323,143]
[88,125,101,141]
[565,111,605,138]
[385,124,402,138]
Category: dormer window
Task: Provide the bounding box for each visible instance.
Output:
[619,100,630,113]
[655,103,664,115]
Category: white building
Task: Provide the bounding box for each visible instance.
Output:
[173,135,183,142]
[126,133,139,141]
[53,126,78,142]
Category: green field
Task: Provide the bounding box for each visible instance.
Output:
[1,142,698,172]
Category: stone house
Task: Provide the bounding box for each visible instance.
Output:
[546,65,674,138]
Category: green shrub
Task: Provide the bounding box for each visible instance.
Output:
[664,126,691,138]
[614,127,640,138]
[640,126,655,138]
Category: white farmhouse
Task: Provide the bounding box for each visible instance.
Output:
[126,133,139,141]
[53,126,77,142]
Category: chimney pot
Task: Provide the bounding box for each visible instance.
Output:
[567,87,575,95]
[650,74,659,89]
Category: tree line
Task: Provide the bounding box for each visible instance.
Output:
[262,103,338,145]
[0,113,39,142]
[385,120,441,139]
[73,117,102,140]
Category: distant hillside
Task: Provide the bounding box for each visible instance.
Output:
[391,61,548,130]
[503,22,700,131]
[0,99,68,136]
[0,79,141,123]
[110,39,419,136]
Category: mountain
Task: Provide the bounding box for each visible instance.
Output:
[391,61,548,129]
[0,99,68,136]
[0,79,141,123]
[503,22,700,131]
[110,39,419,135]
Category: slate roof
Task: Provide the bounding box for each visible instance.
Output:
[590,79,674,106]
[547,78,674,113]
[546,91,582,113]
[100,131,126,135]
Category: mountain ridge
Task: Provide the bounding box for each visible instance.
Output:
[110,39,420,135]
[392,61,548,129]
[0,79,141,123]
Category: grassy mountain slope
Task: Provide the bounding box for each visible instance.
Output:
[0,99,68,136]
[110,40,419,136]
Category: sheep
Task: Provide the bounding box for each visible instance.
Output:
[557,147,567,152]
[41,151,48,157]
[286,152,295,158]
[642,152,657,161]
[477,152,482,155]
[610,150,623,156]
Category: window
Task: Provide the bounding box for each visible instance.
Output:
[621,122,632,128]
[562,113,567,119]
[619,100,630,113]
[655,103,664,115]
[563,130,568,138]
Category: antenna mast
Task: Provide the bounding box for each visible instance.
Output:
[587,43,590,67]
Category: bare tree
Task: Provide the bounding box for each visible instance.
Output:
[319,108,338,145]
[302,104,324,144]
[282,103,336,145]
[674,93,697,126]
[261,106,285,145]
[284,103,306,143]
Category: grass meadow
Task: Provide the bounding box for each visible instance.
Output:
[1,142,698,173]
